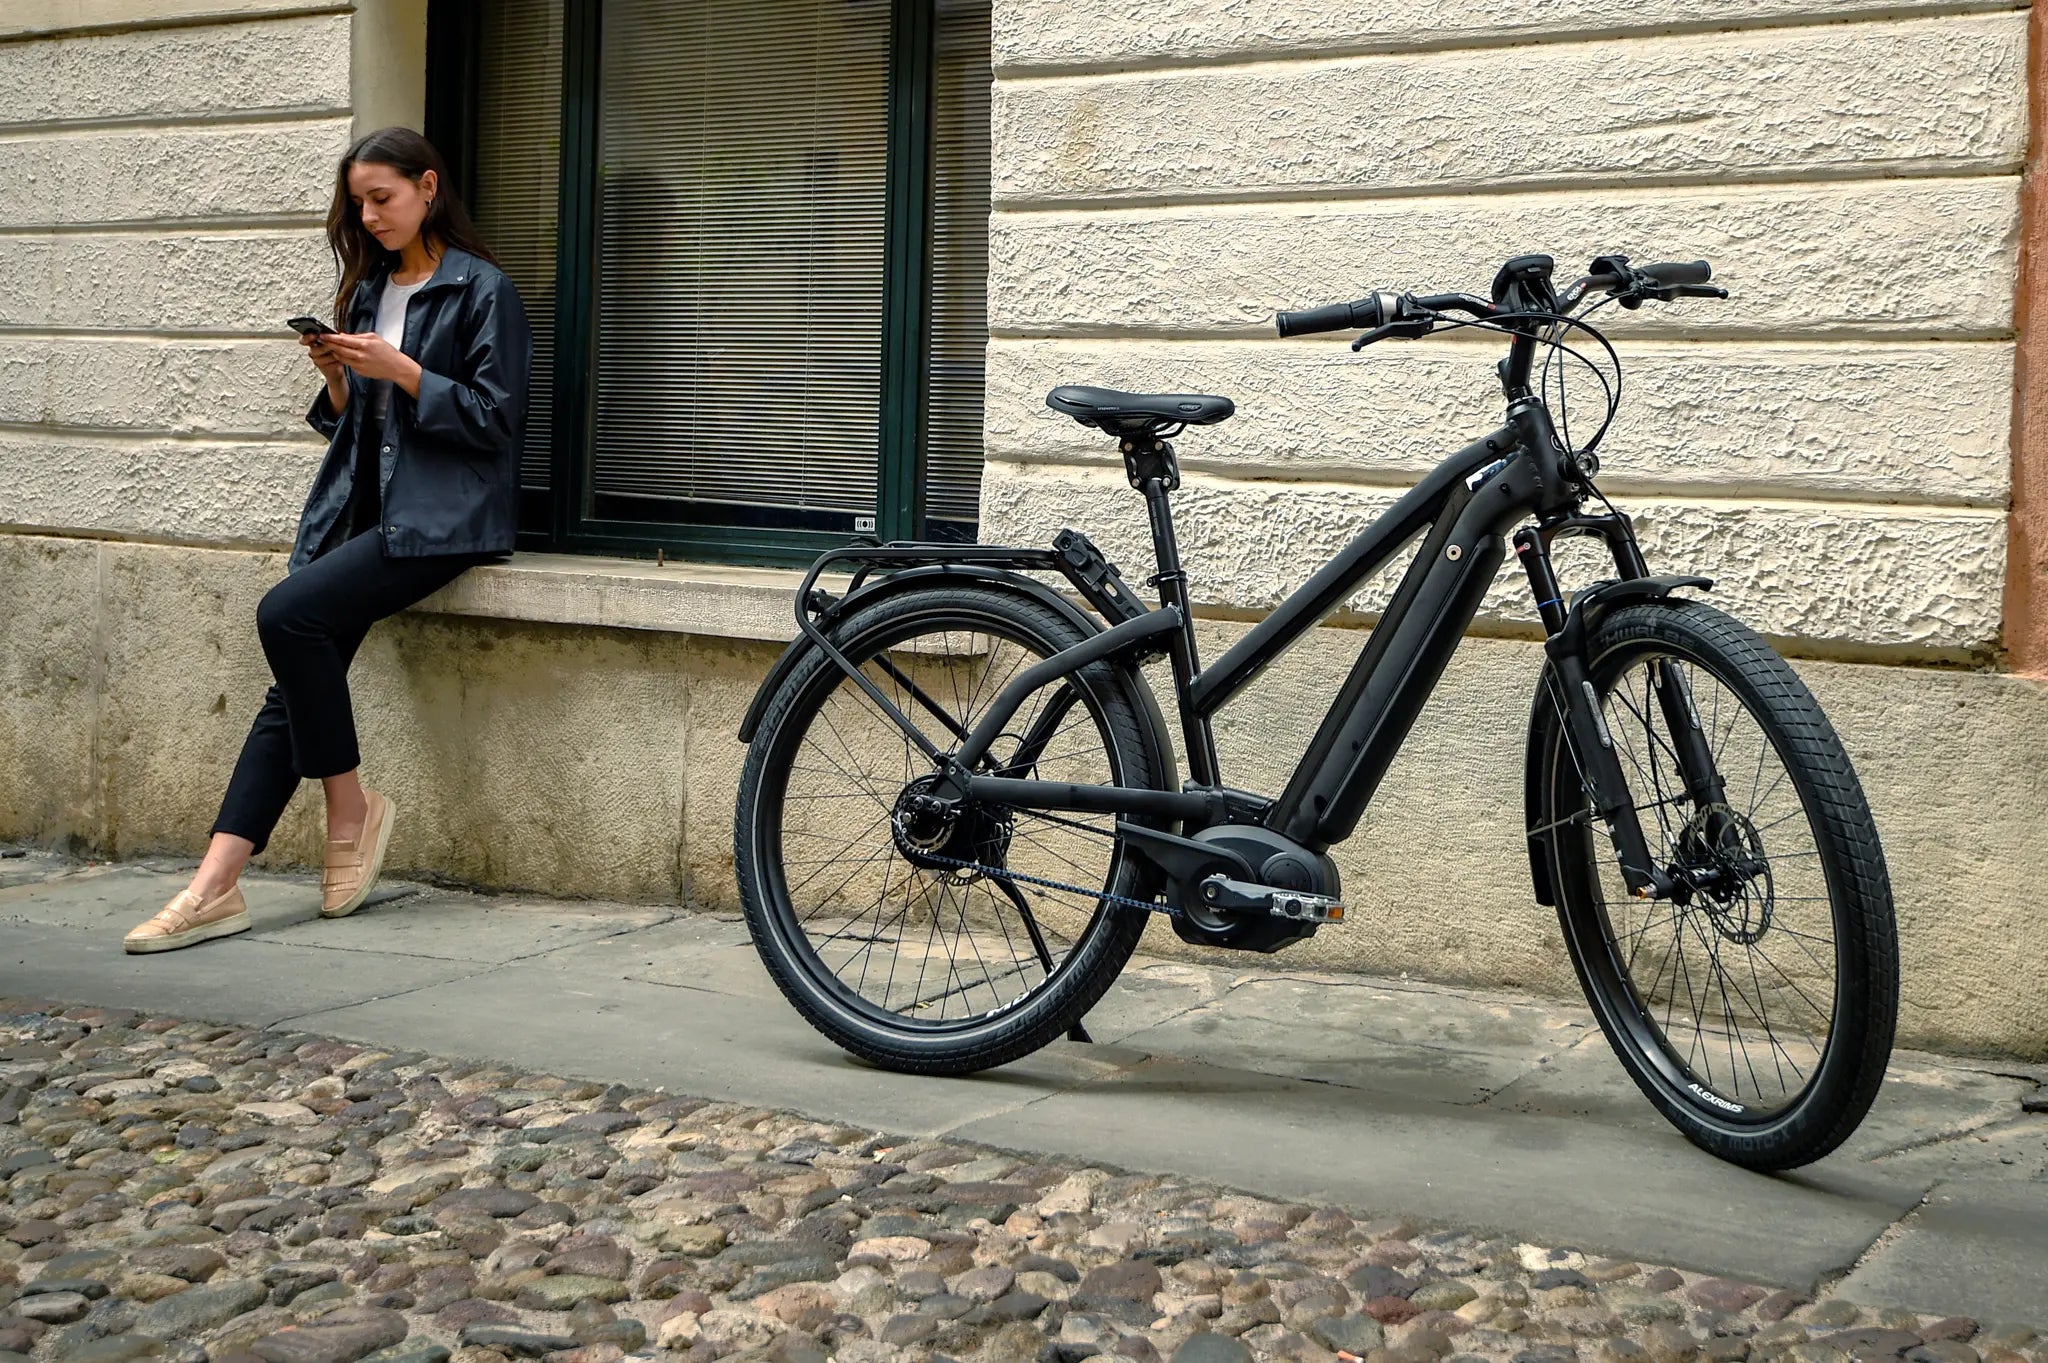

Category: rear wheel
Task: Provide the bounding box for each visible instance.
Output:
[733,584,1160,1074]
[1536,601,1898,1169]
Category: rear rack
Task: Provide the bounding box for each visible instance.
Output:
[793,532,1150,635]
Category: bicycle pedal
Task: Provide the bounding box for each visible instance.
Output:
[1198,874,1346,924]
[1268,890,1346,924]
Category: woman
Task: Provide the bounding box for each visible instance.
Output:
[124,127,532,953]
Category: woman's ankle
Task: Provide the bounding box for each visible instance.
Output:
[189,870,238,901]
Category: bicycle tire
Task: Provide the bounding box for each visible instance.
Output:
[1535,600,1898,1169]
[733,582,1159,1075]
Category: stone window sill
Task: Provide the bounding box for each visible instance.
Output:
[409,552,828,644]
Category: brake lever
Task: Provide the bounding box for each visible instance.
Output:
[1634,282,1730,305]
[1350,315,1436,351]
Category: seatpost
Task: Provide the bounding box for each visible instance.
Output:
[1123,434,1220,788]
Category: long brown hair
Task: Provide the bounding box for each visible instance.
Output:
[325,127,498,319]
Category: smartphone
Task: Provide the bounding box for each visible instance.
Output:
[286,315,337,337]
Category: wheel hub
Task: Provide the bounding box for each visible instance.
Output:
[890,774,1013,882]
[1668,803,1774,944]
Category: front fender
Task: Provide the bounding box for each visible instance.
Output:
[737,564,1178,796]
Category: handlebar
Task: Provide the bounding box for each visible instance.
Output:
[1582,258,1713,294]
[1641,260,1712,287]
[1275,292,1398,338]
[1276,255,1723,344]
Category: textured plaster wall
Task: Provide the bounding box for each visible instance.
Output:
[981,2,2029,660]
[0,6,345,548]
[990,0,2024,70]
[4,533,2042,1058]
[965,0,2048,1053]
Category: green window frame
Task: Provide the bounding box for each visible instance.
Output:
[426,0,987,566]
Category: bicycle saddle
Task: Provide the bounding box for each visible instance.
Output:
[1046,385,1236,436]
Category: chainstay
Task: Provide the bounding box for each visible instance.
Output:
[911,849,1184,920]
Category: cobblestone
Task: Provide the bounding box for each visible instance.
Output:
[0,1001,2040,1363]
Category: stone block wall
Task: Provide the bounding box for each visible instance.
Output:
[0,2,352,550]
[971,0,2048,1053]
[978,0,2027,661]
[0,2,365,848]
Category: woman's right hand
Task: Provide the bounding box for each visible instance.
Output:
[300,332,349,412]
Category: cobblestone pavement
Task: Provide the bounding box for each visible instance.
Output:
[2,1002,2042,1363]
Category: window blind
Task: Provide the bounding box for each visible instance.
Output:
[590,0,892,529]
[469,0,563,493]
[927,0,992,532]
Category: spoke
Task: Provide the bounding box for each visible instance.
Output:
[1683,907,1759,1102]
[1745,938,1812,1087]
[854,852,902,997]
[770,608,1134,1033]
[1618,673,1691,784]
[1747,761,1793,822]
[806,710,897,812]
[784,816,894,900]
[1748,943,1834,1025]
[871,656,970,743]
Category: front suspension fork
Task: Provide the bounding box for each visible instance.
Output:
[1516,526,1687,900]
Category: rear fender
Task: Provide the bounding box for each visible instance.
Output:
[737,564,1179,797]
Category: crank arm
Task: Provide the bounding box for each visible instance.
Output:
[1198,875,1346,924]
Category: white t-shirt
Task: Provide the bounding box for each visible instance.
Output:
[376,273,428,348]
[368,273,427,421]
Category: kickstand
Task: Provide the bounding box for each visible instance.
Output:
[994,876,1095,1046]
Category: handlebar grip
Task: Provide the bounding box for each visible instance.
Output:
[1638,260,1712,287]
[1276,295,1388,338]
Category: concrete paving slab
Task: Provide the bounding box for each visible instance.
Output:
[1,869,2027,1309]
[0,847,73,891]
[0,864,357,931]
[0,861,125,905]
[949,1053,1929,1290]
[1489,1030,2037,1163]
[1080,959,1238,1044]
[284,953,1150,1138]
[597,912,780,1000]
[0,863,672,966]
[247,891,674,964]
[0,919,478,1029]
[1833,1179,2048,1321]
[1870,1110,2048,1187]
[1113,970,1593,1104]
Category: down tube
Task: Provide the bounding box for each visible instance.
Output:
[1276,484,1523,850]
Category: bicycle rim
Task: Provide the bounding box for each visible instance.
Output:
[757,605,1137,1031]
[1573,647,1844,1122]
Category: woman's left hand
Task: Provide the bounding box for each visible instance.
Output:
[321,332,424,395]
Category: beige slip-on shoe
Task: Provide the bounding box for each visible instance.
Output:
[124,886,251,954]
[322,788,396,918]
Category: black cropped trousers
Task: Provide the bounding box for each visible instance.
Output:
[210,526,490,854]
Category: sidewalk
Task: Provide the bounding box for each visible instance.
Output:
[3,850,2043,1324]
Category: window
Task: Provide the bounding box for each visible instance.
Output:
[430,0,993,564]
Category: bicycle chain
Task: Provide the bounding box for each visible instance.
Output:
[909,849,1186,920]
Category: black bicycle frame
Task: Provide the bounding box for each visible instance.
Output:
[796,391,1681,899]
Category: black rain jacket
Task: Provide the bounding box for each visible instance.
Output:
[290,247,532,570]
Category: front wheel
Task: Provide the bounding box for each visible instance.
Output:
[1534,600,1898,1169]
